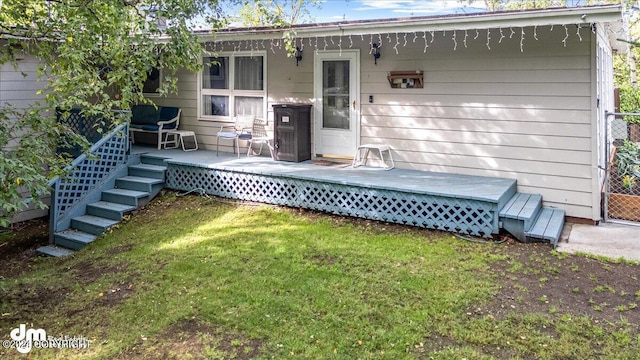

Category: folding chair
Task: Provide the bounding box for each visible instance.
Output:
[247,118,274,159]
[216,115,255,158]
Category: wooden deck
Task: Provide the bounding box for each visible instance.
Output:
[133,147,517,206]
[133,146,519,238]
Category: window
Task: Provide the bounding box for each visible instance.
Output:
[199,52,266,120]
[143,67,162,95]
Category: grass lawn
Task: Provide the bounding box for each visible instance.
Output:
[1,191,639,359]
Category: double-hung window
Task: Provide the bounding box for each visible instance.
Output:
[199,51,266,120]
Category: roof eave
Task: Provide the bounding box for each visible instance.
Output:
[195,5,622,42]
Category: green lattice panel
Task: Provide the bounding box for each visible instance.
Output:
[52,129,129,221]
[166,164,497,238]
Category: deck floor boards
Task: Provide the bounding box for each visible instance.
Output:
[134,147,517,205]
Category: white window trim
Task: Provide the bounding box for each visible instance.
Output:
[197,50,267,122]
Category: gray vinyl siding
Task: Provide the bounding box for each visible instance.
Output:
[358,26,595,219]
[166,24,599,219]
[0,50,50,222]
[0,53,45,108]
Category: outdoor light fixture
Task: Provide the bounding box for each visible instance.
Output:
[372,43,380,65]
[294,47,302,66]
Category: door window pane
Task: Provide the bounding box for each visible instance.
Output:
[202,57,229,90]
[322,60,350,130]
[235,96,263,118]
[203,95,229,116]
[235,56,263,90]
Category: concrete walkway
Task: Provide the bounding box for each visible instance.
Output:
[557,222,640,262]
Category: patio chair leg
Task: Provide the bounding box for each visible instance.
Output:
[216,136,219,156]
[267,141,275,160]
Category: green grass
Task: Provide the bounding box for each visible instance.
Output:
[0,193,638,359]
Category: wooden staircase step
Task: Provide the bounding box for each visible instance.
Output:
[499,192,542,232]
[71,215,120,236]
[525,208,566,247]
[87,201,137,221]
[36,245,76,257]
[54,229,98,250]
[116,176,164,192]
[128,163,167,179]
[499,193,542,220]
[139,155,169,167]
[102,188,150,207]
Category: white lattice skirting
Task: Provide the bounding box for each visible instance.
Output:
[165,164,498,238]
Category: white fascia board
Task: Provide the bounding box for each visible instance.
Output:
[198,5,622,42]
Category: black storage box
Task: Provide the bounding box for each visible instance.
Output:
[273,104,312,162]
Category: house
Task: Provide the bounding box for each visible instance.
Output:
[0,42,50,223]
[148,5,625,225]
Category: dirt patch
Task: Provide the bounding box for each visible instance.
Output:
[106,244,135,255]
[95,276,138,308]
[119,318,263,360]
[0,218,50,278]
[305,254,339,266]
[416,333,529,360]
[67,260,130,286]
[473,240,640,326]
[0,282,71,326]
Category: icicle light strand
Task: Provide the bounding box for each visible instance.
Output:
[486,29,491,50]
[464,30,468,48]
[452,31,457,51]
[520,27,525,52]
[576,24,582,41]
[370,34,374,54]
[394,33,400,54]
[499,28,505,43]
[562,25,568,47]
[423,31,428,53]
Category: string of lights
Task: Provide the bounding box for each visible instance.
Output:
[204,24,591,56]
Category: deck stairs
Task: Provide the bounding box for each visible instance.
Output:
[499,192,566,247]
[37,155,166,257]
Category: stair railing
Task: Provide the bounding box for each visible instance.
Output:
[48,111,131,242]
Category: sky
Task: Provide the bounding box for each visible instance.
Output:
[312,0,488,22]
[216,0,601,29]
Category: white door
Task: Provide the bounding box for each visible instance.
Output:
[313,50,359,157]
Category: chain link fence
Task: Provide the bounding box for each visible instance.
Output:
[606,113,640,223]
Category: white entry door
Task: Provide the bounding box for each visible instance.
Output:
[313,50,359,157]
